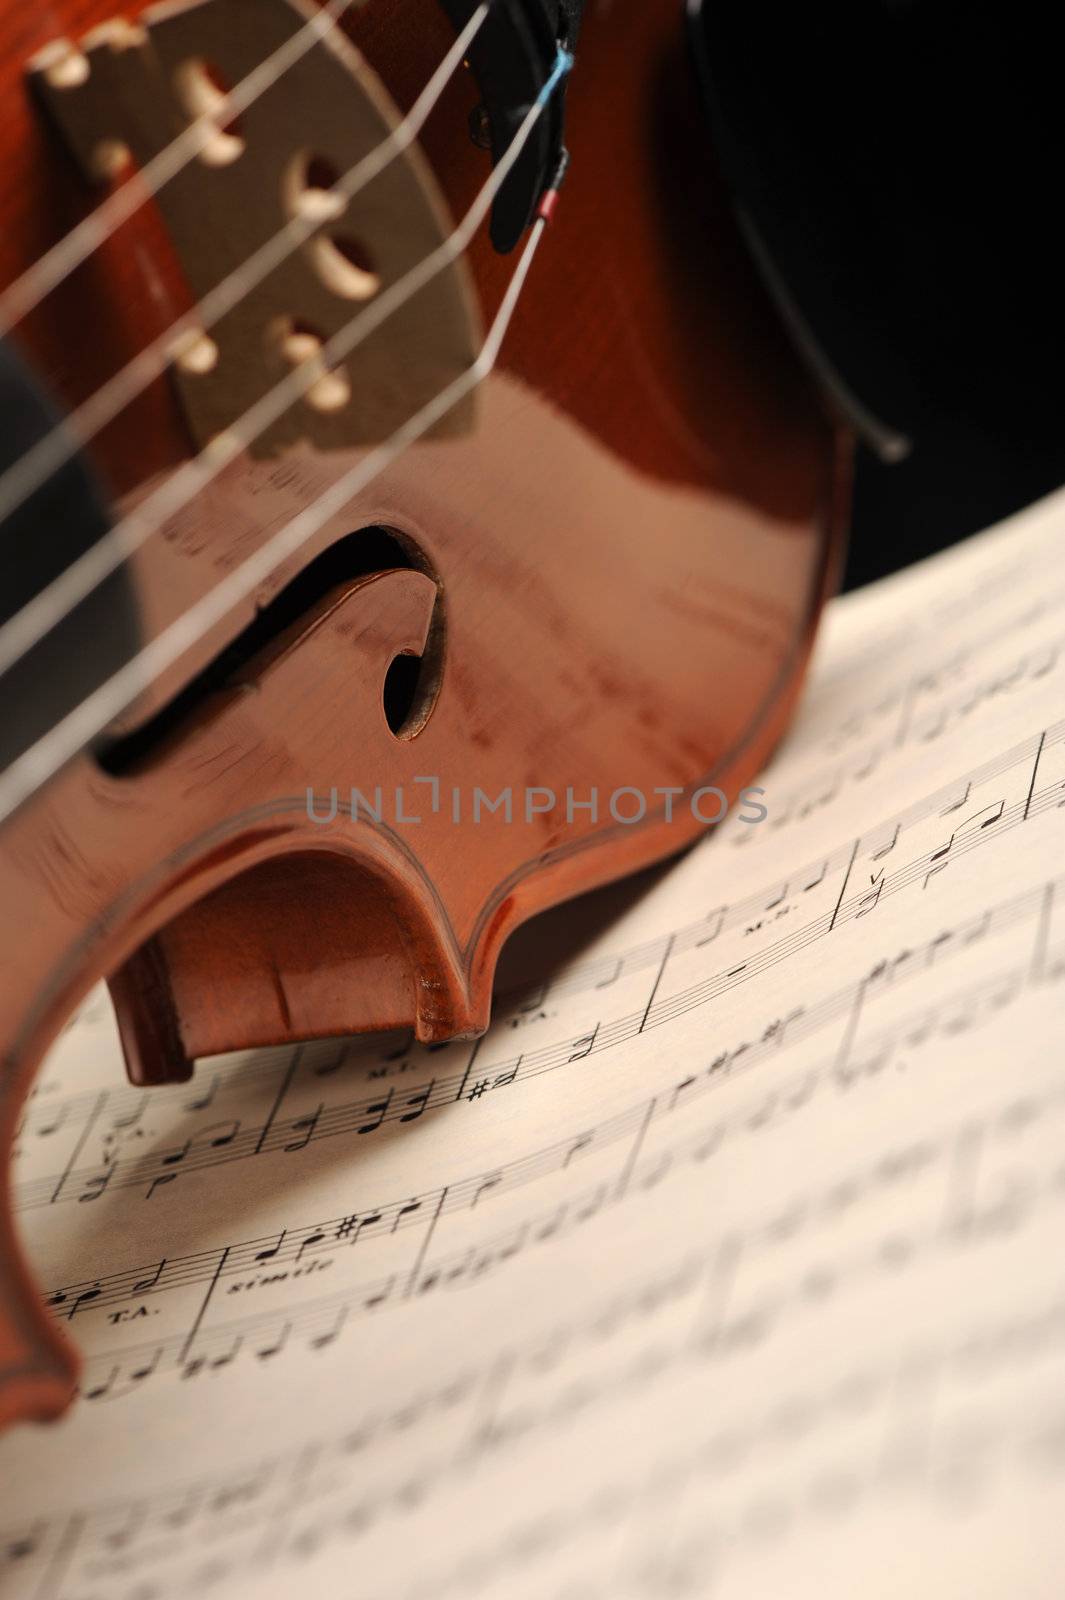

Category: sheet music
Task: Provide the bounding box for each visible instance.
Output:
[3,490,1065,1599]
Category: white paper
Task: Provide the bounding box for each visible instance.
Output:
[3,491,1065,1599]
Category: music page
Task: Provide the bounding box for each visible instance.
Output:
[2,491,1064,1598]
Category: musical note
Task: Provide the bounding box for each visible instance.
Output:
[797,774,839,818]
[918,709,948,742]
[255,1324,290,1360]
[471,1227,528,1277]
[573,1187,607,1222]
[209,1338,243,1370]
[103,1506,146,1550]
[563,1134,593,1169]
[638,1154,672,1190]
[782,1072,817,1111]
[391,1198,423,1231]
[941,781,971,815]
[160,1138,191,1168]
[336,1211,382,1244]
[358,1089,393,1133]
[363,1276,395,1310]
[162,1492,203,1531]
[767,796,795,829]
[517,980,549,1013]
[128,1349,163,1384]
[79,1168,114,1202]
[568,1025,599,1062]
[472,1174,502,1207]
[413,1262,448,1295]
[890,947,915,979]
[185,1073,219,1112]
[762,1009,803,1047]
[399,1082,435,1123]
[497,1226,528,1263]
[3,1531,40,1564]
[34,1104,68,1138]
[465,1066,520,1101]
[313,1044,350,1078]
[533,1205,568,1241]
[669,1076,698,1111]
[695,907,727,947]
[746,1093,779,1131]
[988,977,1022,1009]
[927,799,1006,886]
[310,1309,348,1350]
[209,1477,268,1515]
[67,1284,103,1320]
[157,1120,241,1175]
[284,1105,322,1152]
[108,1100,146,1133]
[84,1365,119,1401]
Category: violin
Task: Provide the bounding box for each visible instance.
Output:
[0,0,845,1431]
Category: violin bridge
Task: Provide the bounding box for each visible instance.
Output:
[28,0,481,456]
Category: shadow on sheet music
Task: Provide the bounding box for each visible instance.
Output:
[15,852,680,1400]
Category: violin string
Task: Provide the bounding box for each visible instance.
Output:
[0,0,363,333]
[0,220,550,825]
[0,49,571,826]
[0,3,490,584]
[0,11,501,683]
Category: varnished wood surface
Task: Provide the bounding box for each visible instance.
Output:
[0,0,847,1429]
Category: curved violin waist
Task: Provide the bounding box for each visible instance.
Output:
[0,0,846,1430]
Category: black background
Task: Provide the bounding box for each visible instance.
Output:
[690,0,1065,593]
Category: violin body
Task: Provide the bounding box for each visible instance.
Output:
[0,0,845,1428]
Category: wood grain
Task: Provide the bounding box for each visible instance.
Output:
[0,0,847,1428]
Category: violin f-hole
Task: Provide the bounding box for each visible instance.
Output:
[96,525,445,777]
